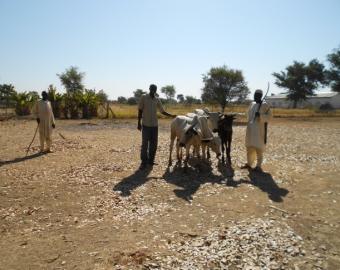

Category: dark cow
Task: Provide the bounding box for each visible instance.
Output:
[217,114,237,164]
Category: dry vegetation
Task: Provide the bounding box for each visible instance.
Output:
[103,104,340,119]
[1,117,340,269]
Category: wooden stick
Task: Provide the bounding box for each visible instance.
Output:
[269,205,289,214]
[58,132,67,140]
[26,123,39,156]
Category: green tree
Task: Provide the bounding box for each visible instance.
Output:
[176,94,184,103]
[133,89,146,101]
[202,66,249,112]
[0,84,16,115]
[57,66,85,118]
[161,85,176,101]
[13,91,38,116]
[273,59,326,108]
[47,84,62,118]
[81,89,99,119]
[327,47,340,92]
[117,96,127,104]
[96,90,108,104]
[185,96,201,105]
[127,97,137,105]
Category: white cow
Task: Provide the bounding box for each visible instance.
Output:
[169,115,221,166]
[169,116,198,165]
[189,108,222,132]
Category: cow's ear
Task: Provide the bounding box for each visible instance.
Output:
[192,129,198,135]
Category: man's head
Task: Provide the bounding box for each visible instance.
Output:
[254,89,263,103]
[149,84,157,97]
[42,91,48,101]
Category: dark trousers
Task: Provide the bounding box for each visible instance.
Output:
[141,125,158,165]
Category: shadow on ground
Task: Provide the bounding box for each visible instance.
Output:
[112,159,289,203]
[113,167,154,196]
[0,152,46,167]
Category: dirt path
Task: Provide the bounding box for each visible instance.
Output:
[1,118,339,269]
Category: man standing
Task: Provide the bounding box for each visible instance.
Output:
[138,84,176,170]
[242,89,272,172]
[35,91,55,153]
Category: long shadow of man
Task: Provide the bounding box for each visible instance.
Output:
[113,167,153,197]
[0,152,46,167]
[247,169,289,202]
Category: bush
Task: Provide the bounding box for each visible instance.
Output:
[127,97,137,105]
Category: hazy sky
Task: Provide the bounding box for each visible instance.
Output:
[1,0,339,99]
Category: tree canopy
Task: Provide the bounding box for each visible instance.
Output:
[57,66,85,94]
[161,85,176,100]
[273,59,326,108]
[327,47,340,92]
[201,66,249,111]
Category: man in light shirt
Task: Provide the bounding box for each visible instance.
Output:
[35,91,56,153]
[138,84,176,170]
[242,89,272,172]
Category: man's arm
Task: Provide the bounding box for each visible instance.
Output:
[137,109,142,131]
[161,111,176,118]
[34,102,40,124]
[157,99,176,118]
[137,95,144,131]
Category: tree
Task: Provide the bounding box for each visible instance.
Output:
[0,84,16,115]
[176,94,185,103]
[127,97,137,105]
[185,96,201,105]
[13,91,38,116]
[273,59,326,108]
[96,90,108,104]
[201,66,249,112]
[117,96,127,104]
[81,89,99,118]
[161,85,176,101]
[57,66,85,118]
[327,47,340,92]
[47,84,62,118]
[133,89,146,101]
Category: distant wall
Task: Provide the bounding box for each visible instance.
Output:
[267,93,340,109]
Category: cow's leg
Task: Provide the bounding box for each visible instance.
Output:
[197,145,201,158]
[227,132,232,165]
[169,133,176,166]
[202,144,207,160]
[207,147,211,159]
[221,139,225,164]
[176,140,181,161]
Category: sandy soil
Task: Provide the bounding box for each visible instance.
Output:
[0,117,339,269]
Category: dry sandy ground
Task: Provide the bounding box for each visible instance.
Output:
[0,118,340,270]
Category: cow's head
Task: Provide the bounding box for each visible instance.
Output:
[218,114,236,132]
[206,112,224,132]
[179,126,198,147]
[207,136,222,157]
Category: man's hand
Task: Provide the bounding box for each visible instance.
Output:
[36,118,40,124]
[52,123,56,129]
[255,112,260,118]
[137,122,142,131]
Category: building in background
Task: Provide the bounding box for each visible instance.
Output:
[266,92,340,109]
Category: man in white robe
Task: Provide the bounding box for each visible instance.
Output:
[35,91,56,153]
[242,89,272,171]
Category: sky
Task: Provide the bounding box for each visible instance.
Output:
[1,0,339,100]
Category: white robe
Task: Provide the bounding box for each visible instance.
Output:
[245,101,272,151]
[35,100,55,149]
